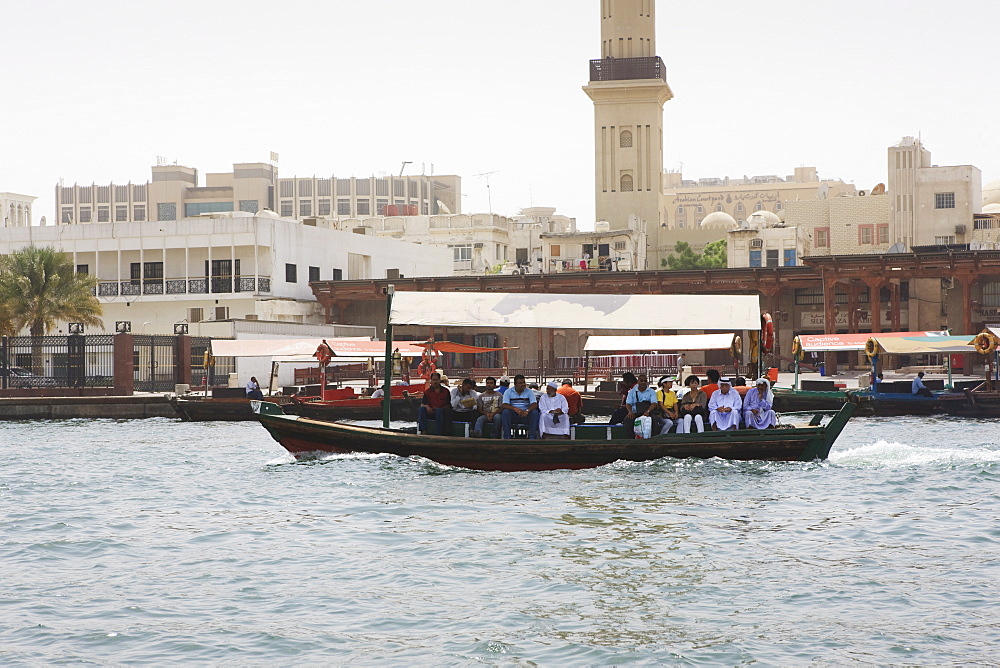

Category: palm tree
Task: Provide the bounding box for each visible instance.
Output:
[0,247,103,373]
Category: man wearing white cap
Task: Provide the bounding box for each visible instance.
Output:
[538,381,571,439]
[709,377,743,431]
[743,378,777,429]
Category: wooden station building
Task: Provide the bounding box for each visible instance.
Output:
[310,250,1000,376]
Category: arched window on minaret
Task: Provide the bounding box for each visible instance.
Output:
[621,174,634,192]
[620,130,633,148]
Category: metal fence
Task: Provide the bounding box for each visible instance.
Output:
[0,335,116,389]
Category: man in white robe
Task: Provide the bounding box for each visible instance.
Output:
[538,381,571,439]
[743,378,777,429]
[709,378,742,431]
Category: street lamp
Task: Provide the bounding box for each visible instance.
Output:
[68,323,84,335]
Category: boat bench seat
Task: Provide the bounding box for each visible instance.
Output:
[572,424,631,440]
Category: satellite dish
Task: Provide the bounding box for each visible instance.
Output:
[888,242,906,254]
[817,183,829,200]
[871,183,887,195]
[970,240,982,251]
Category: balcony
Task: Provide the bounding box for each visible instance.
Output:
[589,56,667,82]
[97,276,272,299]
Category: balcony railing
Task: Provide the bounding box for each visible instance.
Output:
[589,56,667,82]
[97,276,273,299]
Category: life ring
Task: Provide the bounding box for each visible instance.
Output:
[791,336,803,361]
[761,313,775,354]
[974,332,997,355]
[314,342,332,367]
[730,336,743,359]
[865,338,880,358]
[417,359,437,378]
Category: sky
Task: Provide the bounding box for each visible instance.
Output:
[2,0,998,228]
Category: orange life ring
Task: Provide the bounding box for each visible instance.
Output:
[314,342,332,367]
[791,336,803,361]
[730,336,743,359]
[865,338,880,358]
[974,332,997,355]
[417,359,437,378]
[761,313,775,354]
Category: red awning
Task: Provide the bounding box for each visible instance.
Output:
[418,341,515,354]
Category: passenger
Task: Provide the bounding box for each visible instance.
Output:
[245,376,264,401]
[625,374,658,436]
[474,377,504,437]
[450,378,480,425]
[677,375,708,433]
[417,372,451,435]
[912,371,933,398]
[538,381,571,439]
[743,378,777,429]
[497,376,511,400]
[656,376,679,435]
[609,372,638,425]
[528,382,543,401]
[558,379,585,424]
[371,386,385,399]
[709,377,742,431]
[500,374,540,439]
[702,369,722,399]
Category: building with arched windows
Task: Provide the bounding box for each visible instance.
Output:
[1,193,36,227]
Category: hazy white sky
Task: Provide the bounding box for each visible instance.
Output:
[3,0,997,226]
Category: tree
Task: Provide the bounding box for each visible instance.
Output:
[661,239,728,270]
[0,246,103,338]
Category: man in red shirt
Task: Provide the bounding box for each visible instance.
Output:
[701,368,722,400]
[418,372,452,435]
[558,379,585,424]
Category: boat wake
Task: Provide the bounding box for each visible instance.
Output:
[830,440,1000,468]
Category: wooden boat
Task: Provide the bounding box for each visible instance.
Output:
[938,383,1000,417]
[772,387,849,413]
[169,393,419,422]
[847,389,943,417]
[252,400,856,472]
[170,395,290,422]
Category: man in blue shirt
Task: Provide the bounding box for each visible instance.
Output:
[912,371,933,398]
[500,374,540,439]
[626,374,660,435]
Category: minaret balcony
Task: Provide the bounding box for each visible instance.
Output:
[589,56,667,83]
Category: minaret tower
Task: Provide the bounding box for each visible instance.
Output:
[583,0,672,257]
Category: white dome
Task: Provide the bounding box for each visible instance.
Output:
[983,203,1000,214]
[984,180,1000,207]
[748,210,782,226]
[257,209,281,219]
[700,211,738,229]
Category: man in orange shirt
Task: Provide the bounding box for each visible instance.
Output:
[701,368,722,400]
[558,379,585,424]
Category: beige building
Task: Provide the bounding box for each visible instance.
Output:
[55,163,461,225]
[2,193,36,227]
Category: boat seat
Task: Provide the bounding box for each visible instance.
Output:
[572,424,630,440]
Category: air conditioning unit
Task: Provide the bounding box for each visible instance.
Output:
[750,239,764,249]
[474,242,484,249]
[188,307,204,323]
[244,314,259,321]
[214,306,230,321]
[955,225,967,235]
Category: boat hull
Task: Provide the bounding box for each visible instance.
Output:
[772,388,848,413]
[253,402,856,472]
[286,396,420,421]
[170,396,269,421]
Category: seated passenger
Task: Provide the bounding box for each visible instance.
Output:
[626,374,658,436]
[500,374,540,439]
[245,376,264,401]
[609,372,638,425]
[701,368,722,400]
[538,381,571,439]
[417,372,451,435]
[474,377,503,437]
[743,378,777,429]
[677,375,708,434]
[656,376,679,434]
[912,371,933,398]
[709,378,742,431]
[450,378,479,424]
[558,379,585,424]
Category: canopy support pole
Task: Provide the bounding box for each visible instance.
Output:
[794,358,800,391]
[267,361,277,397]
[946,354,953,390]
[871,354,878,395]
[584,351,591,394]
[382,286,394,429]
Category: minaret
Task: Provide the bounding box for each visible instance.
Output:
[583,0,672,262]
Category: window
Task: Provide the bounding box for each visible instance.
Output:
[783,249,797,267]
[620,174,634,192]
[878,224,890,244]
[299,200,312,217]
[76,264,89,275]
[766,249,779,267]
[982,281,1000,308]
[748,250,762,267]
[677,206,684,215]
[133,205,146,222]
[279,180,294,197]
[393,180,405,197]
[98,206,110,222]
[280,201,293,217]
[815,227,830,248]
[550,244,561,257]
[356,201,370,216]
[61,207,73,223]
[308,266,320,283]
[795,287,824,305]
[975,217,996,230]
[332,268,343,281]
[318,199,331,216]
[317,179,332,196]
[79,189,92,204]
[735,202,745,213]
[376,199,388,214]
[157,203,177,221]
[184,202,233,217]
[239,200,259,213]
[356,179,371,196]
[859,225,874,245]
[879,282,910,303]
[935,192,956,209]
[619,130,633,148]
[79,207,92,223]
[775,202,783,211]
[298,180,312,197]
[614,241,626,251]
[754,202,764,212]
[934,235,956,245]
[115,205,128,221]
[715,203,724,212]
[285,263,297,283]
[131,262,163,284]
[338,200,351,216]
[696,205,704,214]
[451,245,473,262]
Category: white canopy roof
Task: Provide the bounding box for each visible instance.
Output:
[584,334,736,352]
[211,338,426,358]
[389,292,761,330]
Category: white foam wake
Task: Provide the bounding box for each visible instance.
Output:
[829,440,1000,468]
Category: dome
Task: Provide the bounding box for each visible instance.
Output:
[257,208,281,219]
[747,210,782,227]
[985,180,1000,207]
[700,211,738,229]
[983,203,1000,214]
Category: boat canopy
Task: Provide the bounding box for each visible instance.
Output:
[211,338,427,358]
[795,331,948,353]
[584,333,736,352]
[418,341,515,354]
[867,335,976,355]
[389,292,761,330]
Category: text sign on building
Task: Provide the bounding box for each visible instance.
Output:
[800,310,908,329]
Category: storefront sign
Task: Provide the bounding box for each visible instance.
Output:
[800,310,908,329]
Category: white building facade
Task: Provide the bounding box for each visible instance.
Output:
[1,193,36,227]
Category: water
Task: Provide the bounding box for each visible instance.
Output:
[2,415,999,665]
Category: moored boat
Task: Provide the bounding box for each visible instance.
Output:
[252,400,856,472]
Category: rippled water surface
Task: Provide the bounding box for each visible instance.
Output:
[2,415,999,665]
